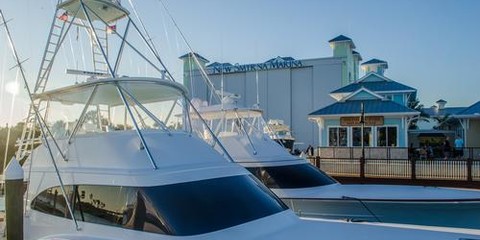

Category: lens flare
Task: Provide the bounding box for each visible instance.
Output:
[5,81,19,96]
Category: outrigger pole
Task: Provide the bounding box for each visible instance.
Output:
[0,9,80,231]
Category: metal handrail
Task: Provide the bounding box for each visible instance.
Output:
[115,83,158,170]
[118,85,171,134]
[233,110,257,155]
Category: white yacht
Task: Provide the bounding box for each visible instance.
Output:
[20,77,480,240]
[265,119,296,153]
[5,0,480,239]
[192,97,480,230]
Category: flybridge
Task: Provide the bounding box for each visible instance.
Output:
[208,59,304,74]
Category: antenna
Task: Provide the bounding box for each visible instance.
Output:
[255,70,260,108]
[221,65,224,109]
[158,0,222,104]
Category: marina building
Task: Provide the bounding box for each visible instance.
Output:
[416,100,480,149]
[454,101,480,147]
[308,66,419,148]
[181,35,362,147]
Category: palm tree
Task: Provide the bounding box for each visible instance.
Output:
[0,122,28,169]
[407,98,430,129]
[433,114,458,130]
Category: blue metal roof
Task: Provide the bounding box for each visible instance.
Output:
[331,78,416,94]
[422,107,466,117]
[309,99,418,116]
[361,58,388,65]
[179,52,209,63]
[328,35,352,43]
[352,50,362,61]
[456,101,480,115]
[422,101,480,117]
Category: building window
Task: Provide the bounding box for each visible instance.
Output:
[352,127,372,147]
[328,127,347,146]
[377,126,397,147]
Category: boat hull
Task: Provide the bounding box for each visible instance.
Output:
[283,198,480,229]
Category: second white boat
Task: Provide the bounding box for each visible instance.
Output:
[192,97,480,229]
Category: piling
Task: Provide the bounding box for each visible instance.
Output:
[4,157,24,240]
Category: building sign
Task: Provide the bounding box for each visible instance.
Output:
[340,116,384,126]
[208,60,303,74]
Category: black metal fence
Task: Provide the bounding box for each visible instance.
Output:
[309,147,480,182]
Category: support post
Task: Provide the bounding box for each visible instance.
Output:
[410,158,416,180]
[467,158,473,182]
[4,157,24,240]
[360,156,365,179]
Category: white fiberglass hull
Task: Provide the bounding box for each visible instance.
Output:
[285,198,480,229]
[27,210,480,240]
[278,184,480,229]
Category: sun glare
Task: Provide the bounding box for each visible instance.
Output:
[5,81,19,96]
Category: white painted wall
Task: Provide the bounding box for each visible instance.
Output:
[186,57,343,149]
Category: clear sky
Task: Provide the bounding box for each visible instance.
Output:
[0,0,479,126]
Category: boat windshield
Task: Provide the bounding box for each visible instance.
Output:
[36,79,189,138]
[247,163,337,189]
[192,107,267,143]
[31,174,287,236]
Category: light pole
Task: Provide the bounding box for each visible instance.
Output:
[360,102,365,178]
[360,102,365,160]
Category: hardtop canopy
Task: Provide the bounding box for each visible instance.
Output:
[33,77,188,106]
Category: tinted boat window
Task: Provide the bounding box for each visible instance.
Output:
[71,185,145,231]
[31,175,287,236]
[247,163,337,189]
[31,186,73,219]
[142,175,287,236]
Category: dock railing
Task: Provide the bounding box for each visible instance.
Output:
[309,147,480,182]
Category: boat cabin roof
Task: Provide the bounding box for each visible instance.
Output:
[196,104,263,121]
[33,77,187,106]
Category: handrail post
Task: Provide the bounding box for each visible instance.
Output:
[360,156,365,179]
[410,158,416,180]
[467,158,473,182]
